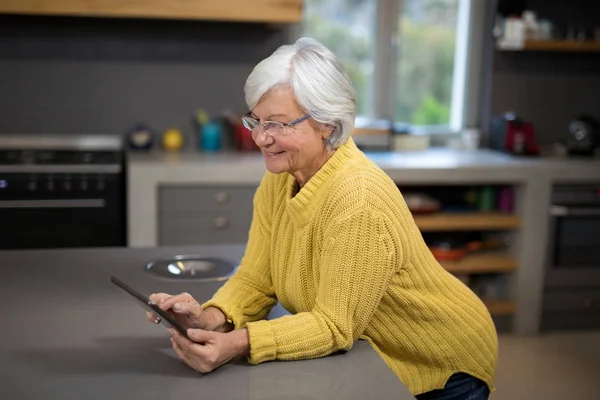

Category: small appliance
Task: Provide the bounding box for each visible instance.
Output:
[567,115,599,156]
[490,112,540,156]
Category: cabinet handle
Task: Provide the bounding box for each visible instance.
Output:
[214,191,230,204]
[214,216,229,229]
[582,297,595,309]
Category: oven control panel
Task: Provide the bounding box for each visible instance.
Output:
[0,174,110,194]
[0,148,122,199]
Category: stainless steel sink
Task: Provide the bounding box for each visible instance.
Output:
[144,255,237,282]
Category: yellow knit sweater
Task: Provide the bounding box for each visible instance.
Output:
[203,137,498,395]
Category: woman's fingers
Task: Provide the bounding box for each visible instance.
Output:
[145,311,161,324]
[171,302,207,325]
[170,331,205,372]
[170,329,226,374]
[187,328,213,344]
[171,337,193,366]
[159,292,197,311]
[149,293,171,306]
[146,293,171,324]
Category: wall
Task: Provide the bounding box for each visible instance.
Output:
[489,0,600,146]
[0,15,292,144]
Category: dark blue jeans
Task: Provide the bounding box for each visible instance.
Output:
[415,373,490,400]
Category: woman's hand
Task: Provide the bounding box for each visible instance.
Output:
[169,328,250,374]
[146,292,233,333]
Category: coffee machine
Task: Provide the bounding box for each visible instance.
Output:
[490,112,540,156]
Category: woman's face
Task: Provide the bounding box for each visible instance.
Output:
[250,87,333,187]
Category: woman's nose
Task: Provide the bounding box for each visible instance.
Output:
[253,128,274,147]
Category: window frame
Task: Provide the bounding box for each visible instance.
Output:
[292,0,489,137]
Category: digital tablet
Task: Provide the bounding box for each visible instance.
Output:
[110,276,189,338]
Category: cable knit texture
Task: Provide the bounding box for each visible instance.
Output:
[202,137,498,396]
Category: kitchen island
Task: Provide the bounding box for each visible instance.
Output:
[127,146,600,336]
[0,245,414,400]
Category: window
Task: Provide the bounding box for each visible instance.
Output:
[303,0,482,134]
[303,0,377,117]
[395,0,459,127]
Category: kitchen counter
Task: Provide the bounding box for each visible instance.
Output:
[127,147,600,337]
[0,245,413,400]
[127,146,600,184]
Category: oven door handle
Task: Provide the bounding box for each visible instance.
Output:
[0,199,105,208]
[550,205,600,217]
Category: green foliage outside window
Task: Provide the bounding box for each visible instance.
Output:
[304,0,458,127]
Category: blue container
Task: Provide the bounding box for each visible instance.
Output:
[200,121,222,152]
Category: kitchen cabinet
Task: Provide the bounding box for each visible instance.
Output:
[159,185,256,246]
[157,182,521,324]
[540,183,600,331]
[541,290,600,331]
[0,0,303,24]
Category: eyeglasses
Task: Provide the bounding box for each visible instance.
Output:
[241,113,312,137]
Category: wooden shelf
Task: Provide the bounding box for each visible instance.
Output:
[440,252,517,274]
[484,300,516,316]
[498,40,600,53]
[0,0,302,24]
[414,212,520,232]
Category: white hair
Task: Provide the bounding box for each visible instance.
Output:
[244,37,356,150]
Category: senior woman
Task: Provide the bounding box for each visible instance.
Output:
[148,37,498,399]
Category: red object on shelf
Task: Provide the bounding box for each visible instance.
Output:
[235,124,259,151]
[491,113,540,156]
[504,119,540,155]
[430,247,467,261]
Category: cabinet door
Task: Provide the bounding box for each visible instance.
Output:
[159,186,255,213]
[159,185,257,246]
[542,290,600,331]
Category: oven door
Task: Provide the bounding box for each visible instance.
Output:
[0,173,125,250]
[545,205,600,288]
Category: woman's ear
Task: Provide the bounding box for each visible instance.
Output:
[322,124,335,140]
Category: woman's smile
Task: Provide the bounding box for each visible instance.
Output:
[265,150,285,158]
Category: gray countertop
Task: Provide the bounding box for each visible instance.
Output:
[127,147,600,184]
[125,146,600,338]
[0,245,413,400]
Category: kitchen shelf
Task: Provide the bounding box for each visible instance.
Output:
[0,0,302,24]
[414,212,520,232]
[484,300,516,316]
[440,252,517,274]
[497,39,600,53]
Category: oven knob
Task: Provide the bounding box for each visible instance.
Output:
[46,181,54,191]
[80,181,88,191]
[29,181,37,191]
[97,180,105,191]
[64,181,71,191]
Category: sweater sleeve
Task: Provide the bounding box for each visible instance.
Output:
[244,209,403,364]
[201,175,277,329]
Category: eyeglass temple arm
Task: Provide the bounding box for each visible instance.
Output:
[289,114,311,127]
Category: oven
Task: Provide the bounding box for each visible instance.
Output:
[0,135,126,250]
[548,184,600,275]
[542,183,600,331]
